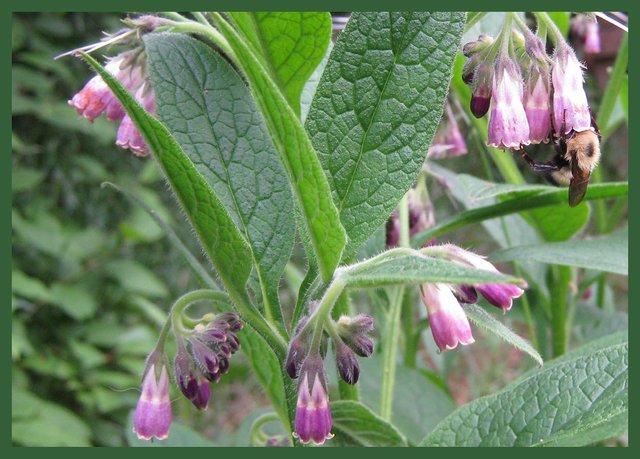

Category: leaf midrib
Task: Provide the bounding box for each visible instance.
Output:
[336,14,401,215]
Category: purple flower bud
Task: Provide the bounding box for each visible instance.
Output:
[133,364,172,440]
[174,345,198,400]
[487,60,530,150]
[452,285,478,304]
[285,336,308,379]
[218,357,229,374]
[285,317,311,379]
[226,332,240,352]
[462,53,482,84]
[191,379,211,410]
[476,283,526,314]
[349,334,375,357]
[470,61,493,118]
[434,244,525,313]
[524,73,552,144]
[293,356,333,445]
[386,211,400,248]
[189,339,219,379]
[335,343,360,385]
[420,283,474,352]
[116,82,155,156]
[336,315,375,357]
[552,46,592,136]
[462,34,494,57]
[215,312,243,331]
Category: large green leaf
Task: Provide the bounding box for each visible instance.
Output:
[145,33,294,326]
[329,401,408,446]
[80,53,252,303]
[491,228,628,276]
[342,251,524,289]
[215,15,346,282]
[359,356,455,444]
[306,12,466,258]
[227,12,332,117]
[420,333,628,446]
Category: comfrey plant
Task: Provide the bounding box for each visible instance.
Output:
[61,11,627,447]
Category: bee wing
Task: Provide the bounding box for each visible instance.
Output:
[568,159,590,207]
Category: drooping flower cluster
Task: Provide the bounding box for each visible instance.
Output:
[174,313,242,410]
[69,49,155,156]
[132,311,243,441]
[463,15,596,150]
[285,313,374,445]
[419,244,525,352]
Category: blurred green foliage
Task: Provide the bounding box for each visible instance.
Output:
[11,13,215,446]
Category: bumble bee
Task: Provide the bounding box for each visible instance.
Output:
[522,114,601,207]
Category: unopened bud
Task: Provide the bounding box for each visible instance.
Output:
[335,343,360,384]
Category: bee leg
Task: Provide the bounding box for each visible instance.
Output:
[589,108,602,138]
[521,152,562,173]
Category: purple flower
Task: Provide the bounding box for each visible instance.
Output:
[583,21,601,54]
[444,114,468,156]
[552,46,592,136]
[68,57,126,122]
[572,16,601,54]
[429,104,467,159]
[436,244,525,313]
[133,364,172,440]
[408,189,436,238]
[487,60,530,150]
[69,52,145,122]
[420,283,474,352]
[524,73,552,144]
[293,356,333,445]
[116,82,155,156]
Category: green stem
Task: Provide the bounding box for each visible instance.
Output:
[192,12,210,26]
[401,289,417,368]
[533,12,566,47]
[551,266,571,357]
[169,289,231,336]
[163,19,237,62]
[308,278,347,354]
[464,12,486,32]
[379,192,410,421]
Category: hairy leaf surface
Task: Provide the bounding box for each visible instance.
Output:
[306,12,466,257]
